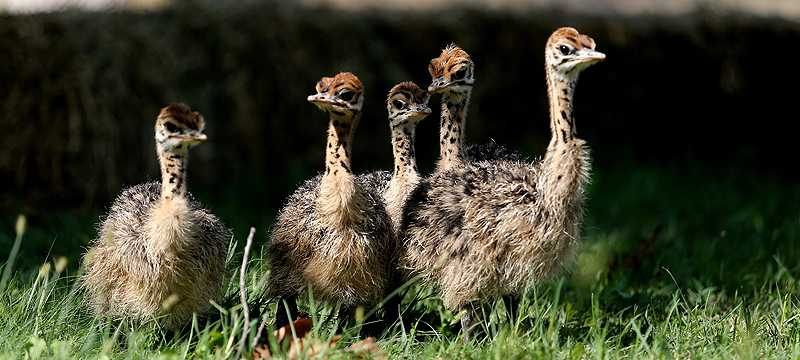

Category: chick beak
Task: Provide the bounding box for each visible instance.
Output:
[577,49,606,64]
[428,77,447,93]
[172,132,207,145]
[307,93,326,104]
[413,104,432,116]
[193,133,208,142]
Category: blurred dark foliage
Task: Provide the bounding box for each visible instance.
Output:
[1,2,798,215]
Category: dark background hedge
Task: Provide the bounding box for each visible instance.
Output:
[2,2,798,218]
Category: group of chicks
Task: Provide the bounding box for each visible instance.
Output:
[81,27,606,340]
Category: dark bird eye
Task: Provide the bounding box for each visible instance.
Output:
[164,122,179,132]
[338,90,355,102]
[558,45,572,56]
[392,100,406,110]
[453,67,468,80]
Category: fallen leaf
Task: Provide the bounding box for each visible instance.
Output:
[348,337,386,360]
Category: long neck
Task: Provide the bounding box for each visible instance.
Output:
[385,120,420,231]
[538,66,591,213]
[436,89,470,172]
[158,147,188,200]
[546,70,577,149]
[391,121,418,178]
[324,112,357,178]
[318,111,365,227]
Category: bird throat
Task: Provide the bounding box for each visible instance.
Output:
[437,89,470,172]
[546,70,578,148]
[319,111,365,227]
[323,112,358,178]
[391,121,417,177]
[158,148,188,200]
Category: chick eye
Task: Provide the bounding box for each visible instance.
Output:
[164,122,179,133]
[558,45,572,56]
[392,100,406,110]
[453,67,468,80]
[338,90,355,102]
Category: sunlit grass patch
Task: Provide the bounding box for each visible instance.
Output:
[1,167,799,358]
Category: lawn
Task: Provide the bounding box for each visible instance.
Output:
[1,165,798,358]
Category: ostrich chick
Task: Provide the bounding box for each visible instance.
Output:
[268,73,394,331]
[402,28,605,339]
[379,82,431,328]
[82,103,230,330]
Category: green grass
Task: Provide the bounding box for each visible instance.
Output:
[1,165,799,358]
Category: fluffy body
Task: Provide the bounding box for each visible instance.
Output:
[465,141,524,163]
[401,28,600,310]
[82,182,229,329]
[401,145,589,309]
[268,171,393,306]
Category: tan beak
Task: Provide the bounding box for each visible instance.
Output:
[307,93,328,104]
[578,49,606,64]
[428,77,447,93]
[172,132,207,143]
[412,104,432,116]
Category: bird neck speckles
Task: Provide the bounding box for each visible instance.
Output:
[323,111,359,180]
[546,67,578,149]
[437,89,470,172]
[391,121,418,178]
[318,111,366,227]
[158,146,189,201]
[385,120,421,231]
[537,49,592,211]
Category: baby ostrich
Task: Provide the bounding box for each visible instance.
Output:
[383,81,431,231]
[82,103,230,330]
[380,82,431,328]
[428,45,520,172]
[268,72,394,331]
[401,28,605,339]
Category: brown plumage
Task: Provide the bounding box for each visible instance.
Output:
[82,103,230,330]
[267,73,394,329]
[400,28,605,337]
